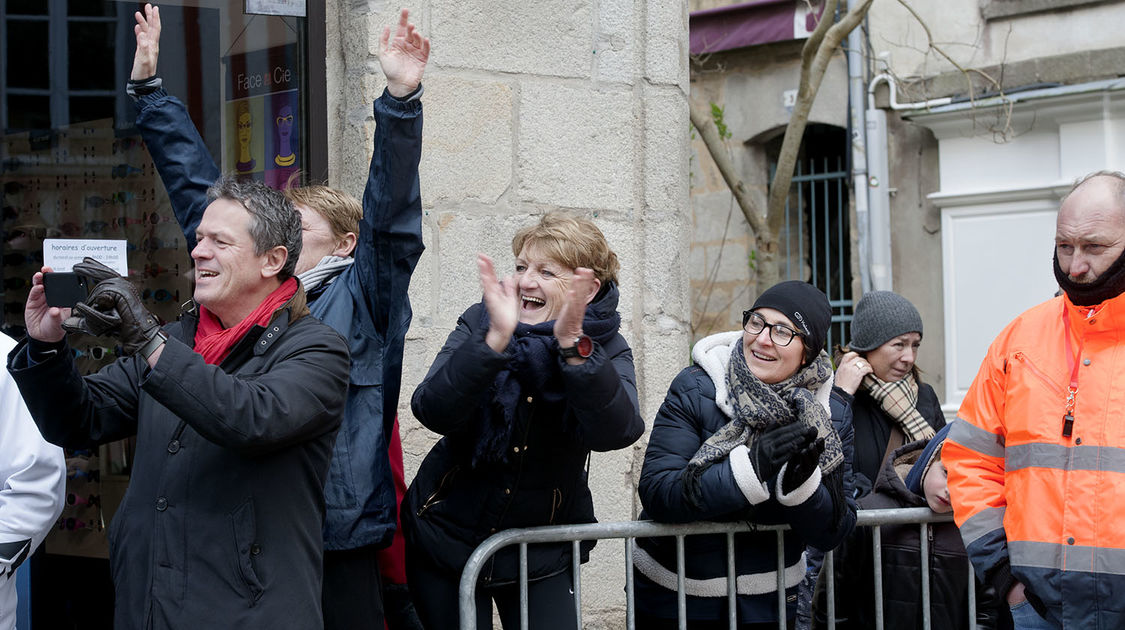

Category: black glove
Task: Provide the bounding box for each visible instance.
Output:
[781,436,825,495]
[749,423,817,483]
[60,257,127,338]
[64,277,161,356]
[72,256,121,284]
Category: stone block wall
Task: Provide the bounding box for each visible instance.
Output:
[326,0,691,625]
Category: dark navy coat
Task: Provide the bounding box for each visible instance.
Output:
[635,332,856,624]
[402,293,644,586]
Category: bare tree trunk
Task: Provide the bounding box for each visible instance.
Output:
[688,102,766,239]
[767,0,874,238]
[690,0,874,294]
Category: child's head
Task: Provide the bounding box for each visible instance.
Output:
[904,424,953,514]
[920,447,952,514]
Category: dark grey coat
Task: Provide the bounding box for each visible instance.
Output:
[7,291,350,630]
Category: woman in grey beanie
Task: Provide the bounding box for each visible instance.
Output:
[831,291,945,498]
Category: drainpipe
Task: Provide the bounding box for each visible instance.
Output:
[865,102,892,291]
[847,23,872,294]
[864,73,954,291]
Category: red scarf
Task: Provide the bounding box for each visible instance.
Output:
[193,277,298,365]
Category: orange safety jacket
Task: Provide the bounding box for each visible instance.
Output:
[944,291,1125,628]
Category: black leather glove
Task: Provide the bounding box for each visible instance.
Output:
[64,278,161,356]
[781,436,825,495]
[749,423,817,483]
[72,256,120,284]
[60,257,127,338]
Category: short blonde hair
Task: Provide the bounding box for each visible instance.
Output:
[284,183,362,243]
[511,213,620,285]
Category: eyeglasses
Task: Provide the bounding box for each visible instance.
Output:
[111,163,143,179]
[742,311,803,347]
[66,493,101,508]
[68,468,100,482]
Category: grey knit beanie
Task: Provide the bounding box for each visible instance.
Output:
[848,291,923,352]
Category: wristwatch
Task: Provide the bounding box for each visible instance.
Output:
[558,334,593,359]
[139,329,168,361]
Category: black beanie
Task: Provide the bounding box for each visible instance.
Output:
[751,280,832,363]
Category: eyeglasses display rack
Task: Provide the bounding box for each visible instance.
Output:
[0,116,194,559]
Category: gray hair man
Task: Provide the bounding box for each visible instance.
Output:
[7,177,350,629]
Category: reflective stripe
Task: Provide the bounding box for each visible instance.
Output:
[948,418,1005,459]
[960,506,1006,547]
[1006,443,1125,473]
[1011,540,1125,575]
[631,543,805,597]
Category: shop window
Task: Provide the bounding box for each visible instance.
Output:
[0,2,321,627]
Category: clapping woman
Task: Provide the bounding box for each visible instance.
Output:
[402,213,644,629]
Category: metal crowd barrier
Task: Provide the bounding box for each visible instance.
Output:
[458,507,971,630]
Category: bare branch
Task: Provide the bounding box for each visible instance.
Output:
[801,0,839,71]
[688,100,767,237]
[767,0,873,237]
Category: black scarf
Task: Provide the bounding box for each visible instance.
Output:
[471,282,622,467]
[1053,248,1125,306]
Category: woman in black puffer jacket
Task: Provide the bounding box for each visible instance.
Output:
[402,213,644,630]
[635,281,857,629]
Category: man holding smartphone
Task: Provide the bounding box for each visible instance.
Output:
[6,178,350,629]
[128,4,428,627]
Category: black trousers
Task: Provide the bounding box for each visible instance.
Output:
[406,544,577,630]
[323,544,385,630]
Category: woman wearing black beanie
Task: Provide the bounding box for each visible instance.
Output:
[633,281,857,628]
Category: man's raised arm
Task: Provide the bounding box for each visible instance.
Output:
[127,3,217,251]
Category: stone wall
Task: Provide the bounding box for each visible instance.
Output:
[326,0,691,625]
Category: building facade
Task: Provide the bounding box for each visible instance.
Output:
[1,0,691,626]
[688,0,1125,417]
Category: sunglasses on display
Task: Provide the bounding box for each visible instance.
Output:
[58,517,103,532]
[72,346,122,361]
[3,251,44,266]
[111,163,143,179]
[66,493,101,508]
[143,263,179,278]
[141,288,178,303]
[68,468,100,482]
[112,138,140,154]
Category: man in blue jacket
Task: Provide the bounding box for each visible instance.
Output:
[127,4,427,627]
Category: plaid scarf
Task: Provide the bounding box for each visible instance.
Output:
[862,372,935,442]
[683,343,843,507]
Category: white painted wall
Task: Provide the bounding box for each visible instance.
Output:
[868,1,1125,82]
[915,85,1125,412]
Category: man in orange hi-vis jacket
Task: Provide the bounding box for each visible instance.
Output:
[944,171,1125,630]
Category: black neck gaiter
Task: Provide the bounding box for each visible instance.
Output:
[1053,248,1125,306]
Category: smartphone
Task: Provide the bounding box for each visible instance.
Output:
[43,272,89,308]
